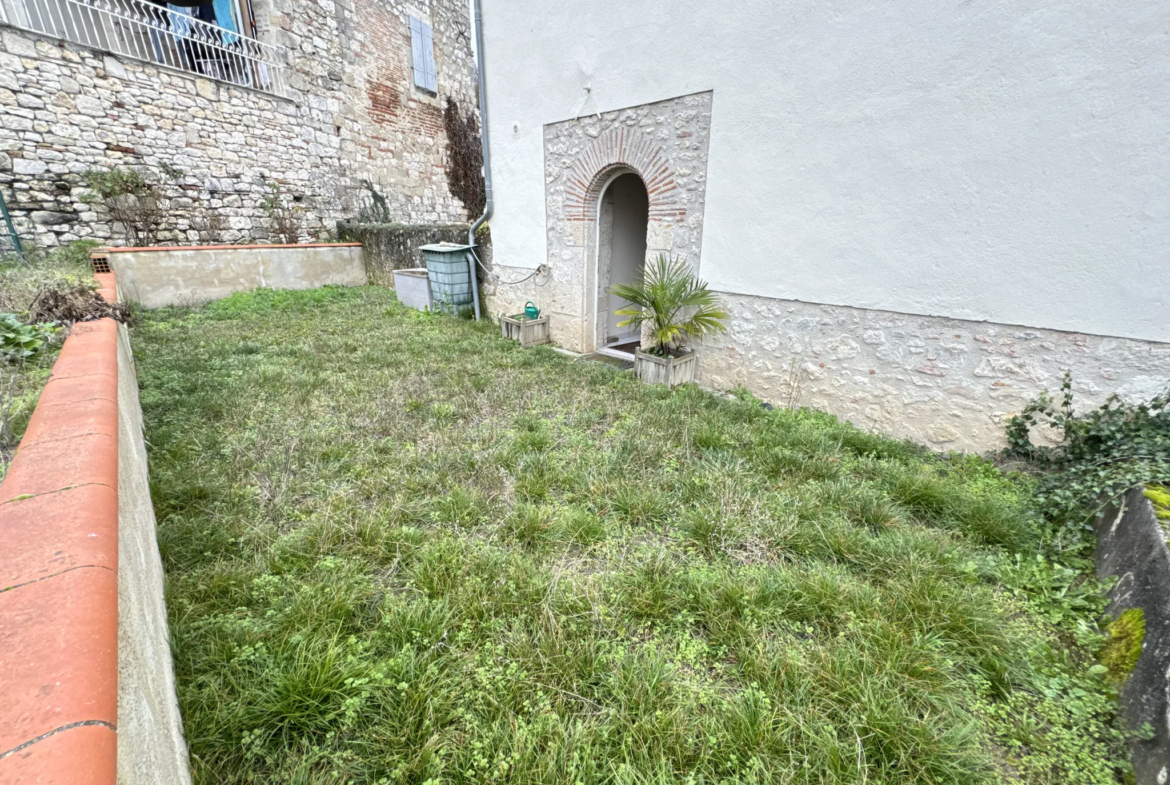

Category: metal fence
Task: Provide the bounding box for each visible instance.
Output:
[0,189,22,260]
[0,0,290,98]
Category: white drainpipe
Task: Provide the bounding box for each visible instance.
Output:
[467,0,492,321]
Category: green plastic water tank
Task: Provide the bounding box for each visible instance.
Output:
[420,243,474,314]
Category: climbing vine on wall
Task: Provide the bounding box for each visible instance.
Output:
[443,98,485,221]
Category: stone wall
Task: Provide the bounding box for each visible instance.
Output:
[337,220,467,285]
[0,0,477,250]
[698,292,1170,452]
[1095,489,1170,785]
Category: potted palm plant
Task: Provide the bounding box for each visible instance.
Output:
[610,254,728,387]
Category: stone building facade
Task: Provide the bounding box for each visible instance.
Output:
[0,0,478,249]
[481,89,1170,453]
[479,0,1170,453]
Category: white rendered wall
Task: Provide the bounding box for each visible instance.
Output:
[481,0,1170,343]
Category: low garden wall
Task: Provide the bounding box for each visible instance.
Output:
[0,273,191,785]
[103,243,366,308]
[337,222,469,285]
[1096,488,1170,783]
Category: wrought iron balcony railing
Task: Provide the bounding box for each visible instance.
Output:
[0,0,290,98]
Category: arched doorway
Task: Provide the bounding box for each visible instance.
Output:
[596,172,649,358]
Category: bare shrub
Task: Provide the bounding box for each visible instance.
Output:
[83,165,184,246]
[262,182,303,245]
[192,203,228,244]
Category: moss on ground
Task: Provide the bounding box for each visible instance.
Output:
[134,286,1132,785]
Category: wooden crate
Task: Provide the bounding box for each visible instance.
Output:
[634,348,697,387]
[500,313,551,348]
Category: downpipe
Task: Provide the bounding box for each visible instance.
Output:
[467,0,493,321]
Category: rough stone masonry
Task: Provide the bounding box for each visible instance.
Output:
[0,0,479,249]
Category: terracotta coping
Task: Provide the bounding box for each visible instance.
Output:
[101,242,362,253]
[0,274,121,784]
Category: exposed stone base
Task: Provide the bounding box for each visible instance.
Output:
[697,292,1170,452]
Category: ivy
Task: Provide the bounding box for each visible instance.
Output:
[442,98,485,220]
[1006,373,1170,551]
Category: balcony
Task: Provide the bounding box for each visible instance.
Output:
[0,0,290,99]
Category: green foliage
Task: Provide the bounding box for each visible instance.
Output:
[610,254,729,357]
[442,98,486,220]
[135,288,1130,784]
[82,166,154,199]
[0,313,58,361]
[1100,608,1145,685]
[82,164,183,200]
[972,665,1129,785]
[81,165,184,246]
[335,222,468,286]
[1006,372,1170,548]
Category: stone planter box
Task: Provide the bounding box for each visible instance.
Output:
[392,268,432,310]
[500,313,550,348]
[634,348,697,387]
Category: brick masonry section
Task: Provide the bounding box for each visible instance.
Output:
[562,126,684,222]
[698,291,1170,452]
[0,273,120,784]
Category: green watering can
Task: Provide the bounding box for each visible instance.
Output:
[524,301,540,320]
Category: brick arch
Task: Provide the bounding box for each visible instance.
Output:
[562,127,684,222]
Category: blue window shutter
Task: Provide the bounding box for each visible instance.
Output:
[421,20,437,92]
[409,16,427,89]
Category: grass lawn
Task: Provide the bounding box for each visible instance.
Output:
[137,286,1128,785]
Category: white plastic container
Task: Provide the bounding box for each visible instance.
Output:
[393,268,432,310]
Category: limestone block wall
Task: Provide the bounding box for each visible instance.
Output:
[0,0,478,250]
[698,292,1170,452]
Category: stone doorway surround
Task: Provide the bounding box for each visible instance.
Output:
[541,92,713,352]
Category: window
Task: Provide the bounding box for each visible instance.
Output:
[409,15,437,93]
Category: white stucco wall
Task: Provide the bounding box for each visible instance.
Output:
[481,0,1170,343]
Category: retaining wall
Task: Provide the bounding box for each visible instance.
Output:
[1096,488,1170,785]
[105,242,366,308]
[0,273,191,785]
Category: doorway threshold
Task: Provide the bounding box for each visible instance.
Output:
[596,346,636,362]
